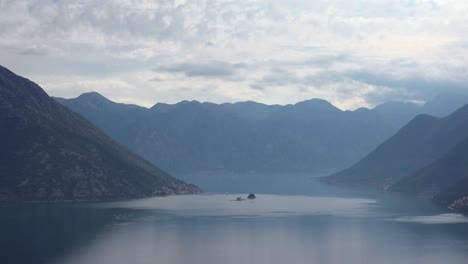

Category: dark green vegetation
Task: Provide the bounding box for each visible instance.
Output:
[0,65,201,201]
[56,91,467,178]
[327,104,468,211]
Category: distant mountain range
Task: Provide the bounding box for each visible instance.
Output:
[5,62,468,209]
[56,91,468,180]
[326,104,468,212]
[0,65,200,201]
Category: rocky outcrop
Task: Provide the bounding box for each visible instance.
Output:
[449,197,468,212]
[154,183,202,196]
[247,193,256,199]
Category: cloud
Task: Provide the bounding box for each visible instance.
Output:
[16,46,50,56]
[155,61,246,78]
[292,54,352,67]
[348,70,466,96]
[1,0,468,109]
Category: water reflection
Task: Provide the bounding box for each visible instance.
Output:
[0,204,118,264]
[396,213,468,224]
[92,194,376,217]
[58,206,468,264]
[1,194,468,264]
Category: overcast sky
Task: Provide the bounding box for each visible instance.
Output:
[1,0,468,109]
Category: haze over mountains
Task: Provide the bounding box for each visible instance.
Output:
[393,135,468,211]
[2,61,468,211]
[56,91,468,178]
[327,105,468,187]
[327,104,468,211]
[55,88,468,211]
[0,65,200,201]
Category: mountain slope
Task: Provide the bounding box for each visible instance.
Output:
[0,65,200,201]
[391,136,468,211]
[326,104,468,188]
[57,91,468,185]
[57,93,400,176]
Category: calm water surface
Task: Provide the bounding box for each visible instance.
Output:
[1,182,468,264]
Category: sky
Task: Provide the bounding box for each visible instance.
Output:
[1,0,468,110]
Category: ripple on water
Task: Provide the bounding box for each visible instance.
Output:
[89,194,377,218]
[395,213,468,224]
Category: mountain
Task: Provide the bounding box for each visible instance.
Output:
[371,101,420,128]
[326,104,468,189]
[0,65,201,201]
[57,94,399,176]
[55,91,468,191]
[422,93,468,118]
[391,135,468,211]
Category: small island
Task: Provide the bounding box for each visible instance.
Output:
[247,193,256,199]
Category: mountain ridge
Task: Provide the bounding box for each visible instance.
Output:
[0,65,201,201]
[57,90,468,191]
[60,90,468,117]
[58,93,394,175]
[325,104,468,189]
